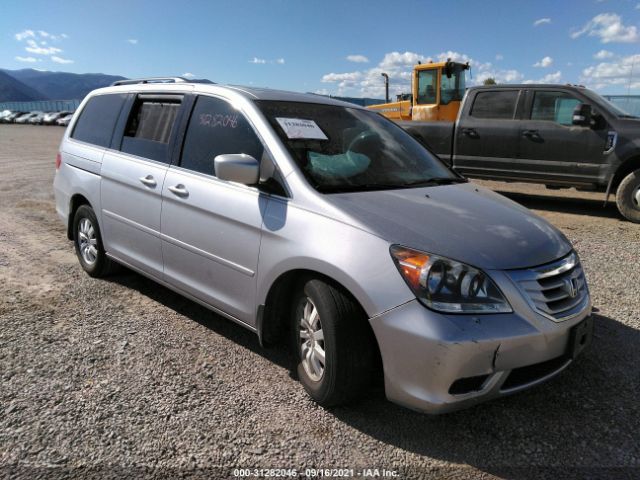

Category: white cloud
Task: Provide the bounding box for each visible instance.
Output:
[581,54,640,89]
[182,72,195,78]
[495,54,504,61]
[249,57,267,64]
[15,56,39,63]
[636,2,640,9]
[275,58,285,64]
[571,13,638,43]
[533,18,551,27]
[524,71,562,84]
[594,49,614,59]
[25,39,62,55]
[60,33,68,39]
[346,54,369,63]
[533,56,554,68]
[51,55,74,64]
[38,30,50,38]
[127,39,138,45]
[15,30,35,41]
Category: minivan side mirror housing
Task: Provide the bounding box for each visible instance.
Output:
[214,154,259,185]
[572,103,592,126]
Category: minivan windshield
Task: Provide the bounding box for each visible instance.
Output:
[256,101,461,193]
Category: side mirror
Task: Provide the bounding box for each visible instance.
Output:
[214,154,259,185]
[572,103,592,126]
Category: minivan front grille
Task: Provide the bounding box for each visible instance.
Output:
[508,252,590,322]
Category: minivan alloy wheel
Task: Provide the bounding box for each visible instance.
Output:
[299,297,325,382]
[78,218,98,265]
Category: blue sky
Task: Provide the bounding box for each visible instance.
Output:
[2,0,640,98]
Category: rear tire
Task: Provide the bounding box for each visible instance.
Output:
[72,205,117,277]
[615,169,640,223]
[291,278,375,407]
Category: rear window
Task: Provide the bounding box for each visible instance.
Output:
[120,95,182,163]
[71,94,127,147]
[471,90,519,119]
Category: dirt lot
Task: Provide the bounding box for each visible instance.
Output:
[1,125,639,479]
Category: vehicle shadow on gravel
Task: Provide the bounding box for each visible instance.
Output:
[104,270,293,371]
[330,313,640,479]
[496,191,622,220]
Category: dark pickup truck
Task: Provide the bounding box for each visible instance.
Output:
[400,84,640,222]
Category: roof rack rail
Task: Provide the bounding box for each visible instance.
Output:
[111,77,189,86]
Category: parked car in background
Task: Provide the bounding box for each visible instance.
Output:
[14,112,42,124]
[0,109,12,121]
[28,112,47,125]
[56,113,74,126]
[400,84,640,223]
[43,111,72,125]
[2,111,27,123]
[53,78,593,414]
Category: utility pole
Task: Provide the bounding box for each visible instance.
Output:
[381,73,389,103]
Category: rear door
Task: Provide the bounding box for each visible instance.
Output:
[160,94,269,325]
[453,89,523,179]
[100,93,186,277]
[517,89,609,184]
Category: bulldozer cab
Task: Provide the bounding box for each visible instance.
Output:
[368,60,469,122]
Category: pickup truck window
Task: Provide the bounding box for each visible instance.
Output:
[256,100,458,193]
[471,90,518,119]
[531,91,581,126]
[417,70,437,104]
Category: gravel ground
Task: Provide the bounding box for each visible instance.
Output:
[0,125,639,480]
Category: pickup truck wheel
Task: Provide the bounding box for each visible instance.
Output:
[73,205,117,277]
[615,169,640,223]
[291,278,374,407]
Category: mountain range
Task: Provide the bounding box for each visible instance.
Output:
[0,70,216,103]
[0,69,126,102]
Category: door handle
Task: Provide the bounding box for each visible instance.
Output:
[522,129,540,138]
[139,175,157,188]
[461,128,478,138]
[168,184,189,198]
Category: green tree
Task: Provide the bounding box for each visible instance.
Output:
[483,77,497,85]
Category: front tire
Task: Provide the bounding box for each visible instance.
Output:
[615,169,640,223]
[291,278,374,407]
[73,205,116,277]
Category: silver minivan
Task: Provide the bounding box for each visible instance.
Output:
[54,77,593,413]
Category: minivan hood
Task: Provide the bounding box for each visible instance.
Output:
[324,182,572,270]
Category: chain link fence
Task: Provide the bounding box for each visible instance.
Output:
[0,99,81,112]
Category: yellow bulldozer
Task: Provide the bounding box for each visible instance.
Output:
[368,60,470,122]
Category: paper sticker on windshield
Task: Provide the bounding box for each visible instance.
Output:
[276,118,328,140]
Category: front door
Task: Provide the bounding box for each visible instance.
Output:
[160,94,268,325]
[517,90,608,184]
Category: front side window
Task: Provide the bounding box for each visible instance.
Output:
[71,94,127,147]
[120,95,182,163]
[531,91,581,126]
[440,65,466,105]
[180,96,264,176]
[471,91,519,119]
[256,101,459,193]
[417,70,438,104]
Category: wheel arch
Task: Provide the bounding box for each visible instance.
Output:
[67,193,92,240]
[257,268,379,356]
[612,155,640,191]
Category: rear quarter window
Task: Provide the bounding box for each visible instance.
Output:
[71,94,127,147]
[470,90,519,119]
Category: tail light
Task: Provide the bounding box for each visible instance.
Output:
[55,152,61,170]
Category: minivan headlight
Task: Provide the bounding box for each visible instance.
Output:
[390,245,512,314]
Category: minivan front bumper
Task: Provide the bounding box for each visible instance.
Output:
[369,294,592,414]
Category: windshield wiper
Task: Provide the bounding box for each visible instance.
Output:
[402,177,469,187]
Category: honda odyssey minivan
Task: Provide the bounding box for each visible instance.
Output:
[53,77,593,413]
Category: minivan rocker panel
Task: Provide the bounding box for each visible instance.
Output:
[54,79,592,414]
